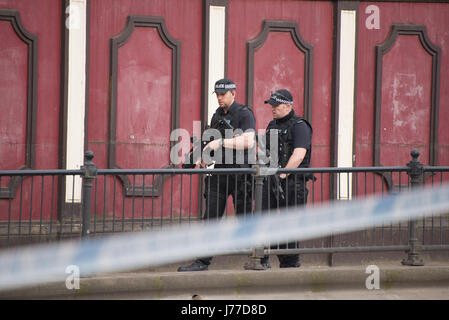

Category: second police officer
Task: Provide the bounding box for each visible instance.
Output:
[261,89,313,268]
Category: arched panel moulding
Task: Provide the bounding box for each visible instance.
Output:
[246,20,313,122]
[109,16,181,197]
[374,23,441,189]
[0,10,38,199]
[374,24,441,168]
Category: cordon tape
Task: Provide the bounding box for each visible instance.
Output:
[0,183,448,291]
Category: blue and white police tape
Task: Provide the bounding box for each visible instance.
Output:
[0,183,449,291]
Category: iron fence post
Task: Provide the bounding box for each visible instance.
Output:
[244,164,265,270]
[402,149,424,266]
[81,151,97,238]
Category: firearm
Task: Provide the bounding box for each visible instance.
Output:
[270,174,285,202]
[216,118,234,132]
[254,133,284,202]
[182,119,234,169]
[181,130,208,169]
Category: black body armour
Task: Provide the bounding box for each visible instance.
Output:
[265,112,312,169]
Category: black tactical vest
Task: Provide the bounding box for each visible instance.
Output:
[265,112,312,169]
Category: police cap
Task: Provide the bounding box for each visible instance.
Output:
[213,78,237,94]
[264,89,293,106]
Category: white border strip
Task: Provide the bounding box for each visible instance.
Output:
[208,5,226,124]
[65,0,87,202]
[337,10,357,200]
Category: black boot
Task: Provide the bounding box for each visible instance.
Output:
[260,255,271,269]
[177,259,209,272]
[278,254,300,268]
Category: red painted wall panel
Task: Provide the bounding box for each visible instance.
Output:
[228,0,334,202]
[253,31,305,131]
[0,20,27,170]
[11,1,61,169]
[357,2,449,169]
[380,35,432,166]
[89,0,203,218]
[228,0,333,167]
[0,0,62,221]
[116,27,172,172]
[0,0,61,169]
[89,0,202,158]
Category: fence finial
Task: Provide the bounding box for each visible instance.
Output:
[85,150,94,162]
[410,149,420,161]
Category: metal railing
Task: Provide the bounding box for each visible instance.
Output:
[0,150,448,267]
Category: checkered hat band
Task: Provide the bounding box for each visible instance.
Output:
[271,95,293,105]
[215,83,236,90]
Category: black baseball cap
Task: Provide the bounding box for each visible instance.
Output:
[264,89,293,106]
[213,78,236,94]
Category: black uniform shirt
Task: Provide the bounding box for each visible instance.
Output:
[291,121,312,150]
[211,101,256,167]
[212,101,255,133]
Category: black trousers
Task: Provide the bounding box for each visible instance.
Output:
[261,175,309,266]
[199,173,253,265]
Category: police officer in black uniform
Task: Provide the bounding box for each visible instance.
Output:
[261,89,313,268]
[178,78,256,272]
